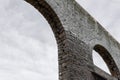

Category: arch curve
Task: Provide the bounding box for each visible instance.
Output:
[25,0,66,44]
[94,44,120,77]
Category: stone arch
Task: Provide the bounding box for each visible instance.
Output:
[93,44,120,77]
[24,0,67,79]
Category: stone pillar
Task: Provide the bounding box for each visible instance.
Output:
[59,32,94,80]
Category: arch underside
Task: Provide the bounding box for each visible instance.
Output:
[25,0,66,44]
[25,0,120,79]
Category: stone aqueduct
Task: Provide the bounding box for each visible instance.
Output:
[25,0,120,80]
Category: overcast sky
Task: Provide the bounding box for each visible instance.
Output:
[0,0,120,80]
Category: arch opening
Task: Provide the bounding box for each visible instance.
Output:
[93,44,120,77]
[24,0,67,79]
[0,0,63,80]
[93,50,111,75]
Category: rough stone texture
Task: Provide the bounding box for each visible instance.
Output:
[25,0,120,80]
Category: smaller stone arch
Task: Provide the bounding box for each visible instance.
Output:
[93,44,120,78]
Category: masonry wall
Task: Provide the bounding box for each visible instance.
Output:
[25,0,120,80]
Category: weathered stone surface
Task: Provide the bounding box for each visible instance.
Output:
[25,0,120,79]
